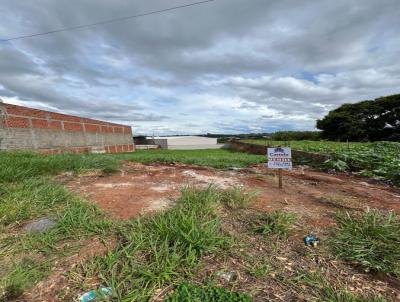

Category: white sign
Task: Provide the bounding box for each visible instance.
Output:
[267,147,292,170]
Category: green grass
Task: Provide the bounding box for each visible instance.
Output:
[125,149,265,169]
[0,149,265,183]
[0,177,113,299]
[80,186,255,301]
[330,210,400,276]
[255,210,297,239]
[242,140,400,185]
[0,257,51,300]
[0,149,264,299]
[245,259,272,278]
[165,282,253,302]
[219,187,259,209]
[0,178,72,226]
[0,152,120,183]
[1,149,397,299]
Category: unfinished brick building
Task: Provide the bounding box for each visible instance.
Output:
[0,103,135,154]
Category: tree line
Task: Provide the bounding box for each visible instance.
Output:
[317,94,400,141]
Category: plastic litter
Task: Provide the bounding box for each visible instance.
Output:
[79,287,112,302]
[303,235,320,247]
[216,271,236,282]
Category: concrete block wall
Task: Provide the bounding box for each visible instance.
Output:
[0,103,135,154]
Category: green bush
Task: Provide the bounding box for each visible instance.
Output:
[322,159,349,172]
[165,283,252,302]
[331,210,400,276]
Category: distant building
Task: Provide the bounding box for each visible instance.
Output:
[0,103,135,154]
[147,136,223,150]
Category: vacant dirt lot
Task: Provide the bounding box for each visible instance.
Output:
[16,162,400,301]
[60,162,400,300]
[65,162,400,223]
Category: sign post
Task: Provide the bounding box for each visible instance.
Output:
[267,147,292,189]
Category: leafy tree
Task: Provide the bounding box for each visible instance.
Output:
[316,94,400,141]
[271,131,321,141]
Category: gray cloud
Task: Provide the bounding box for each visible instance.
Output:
[1,0,400,134]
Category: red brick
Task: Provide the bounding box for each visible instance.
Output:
[48,120,62,130]
[128,144,134,151]
[100,125,114,133]
[49,112,82,123]
[63,122,83,132]
[116,145,123,152]
[109,146,117,153]
[76,147,89,153]
[5,116,30,128]
[114,127,123,134]
[31,119,48,129]
[40,149,60,155]
[124,127,132,134]
[84,124,99,132]
[5,105,47,118]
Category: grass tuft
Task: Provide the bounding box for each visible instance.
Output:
[165,282,253,302]
[330,210,400,276]
[0,258,51,300]
[255,210,297,239]
[82,186,230,301]
[220,186,258,209]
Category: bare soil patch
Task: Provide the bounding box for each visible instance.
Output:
[64,162,243,220]
[24,162,400,301]
[64,162,400,223]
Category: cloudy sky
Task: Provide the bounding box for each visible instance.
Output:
[0,0,399,135]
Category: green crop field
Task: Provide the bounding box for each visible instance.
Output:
[243,140,400,185]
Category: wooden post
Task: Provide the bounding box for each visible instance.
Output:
[278,169,283,189]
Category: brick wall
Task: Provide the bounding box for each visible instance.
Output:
[0,103,135,154]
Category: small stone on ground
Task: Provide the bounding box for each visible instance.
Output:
[24,218,57,233]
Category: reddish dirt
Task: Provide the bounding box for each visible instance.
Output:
[64,162,400,224]
[19,162,399,302]
[64,162,243,220]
